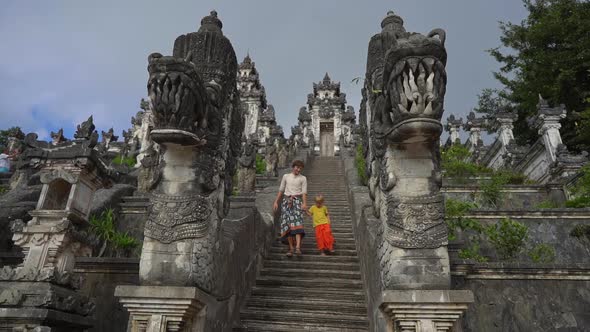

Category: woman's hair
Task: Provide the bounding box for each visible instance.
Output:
[292,160,304,168]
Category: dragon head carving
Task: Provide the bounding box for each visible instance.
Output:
[361,11,449,252]
[368,11,447,144]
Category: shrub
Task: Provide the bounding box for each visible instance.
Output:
[0,186,7,196]
[113,155,136,168]
[112,231,140,252]
[528,243,556,263]
[445,198,488,261]
[355,144,368,186]
[445,198,482,241]
[255,154,266,175]
[441,145,481,181]
[485,218,528,260]
[90,208,139,257]
[535,200,560,209]
[496,170,529,185]
[479,172,510,208]
[570,224,590,241]
[565,165,590,208]
[458,243,488,262]
[565,196,590,208]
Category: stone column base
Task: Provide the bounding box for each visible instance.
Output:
[0,281,94,332]
[380,290,474,332]
[114,286,213,332]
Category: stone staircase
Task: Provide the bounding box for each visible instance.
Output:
[237,157,369,331]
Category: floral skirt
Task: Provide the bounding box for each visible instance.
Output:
[280,195,305,242]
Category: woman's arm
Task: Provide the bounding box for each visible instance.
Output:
[273,191,283,213]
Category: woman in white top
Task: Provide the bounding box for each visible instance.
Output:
[273,160,308,257]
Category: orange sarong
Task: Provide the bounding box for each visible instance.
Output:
[314,223,334,251]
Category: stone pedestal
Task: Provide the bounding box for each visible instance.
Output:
[0,281,94,331]
[380,290,473,332]
[115,286,214,332]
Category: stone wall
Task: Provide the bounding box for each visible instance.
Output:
[342,153,590,331]
[442,183,556,209]
[71,192,277,331]
[75,258,139,332]
[342,155,389,331]
[453,210,590,264]
[453,265,590,331]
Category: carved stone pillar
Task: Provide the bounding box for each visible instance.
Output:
[381,290,474,332]
[237,137,257,194]
[118,10,244,330]
[496,111,517,146]
[115,286,213,332]
[136,98,156,166]
[362,11,474,330]
[534,95,566,162]
[463,111,485,152]
[444,115,463,145]
[0,116,113,331]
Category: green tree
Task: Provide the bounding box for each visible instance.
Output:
[480,0,590,151]
[0,127,22,151]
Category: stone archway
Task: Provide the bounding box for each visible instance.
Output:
[320,122,334,156]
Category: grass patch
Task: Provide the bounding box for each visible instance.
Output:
[255,154,266,175]
[90,208,140,257]
[112,155,136,168]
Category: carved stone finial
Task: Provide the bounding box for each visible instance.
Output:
[74,116,96,140]
[140,98,150,111]
[381,10,405,31]
[50,128,67,145]
[200,10,223,31]
[101,128,119,146]
[536,94,566,118]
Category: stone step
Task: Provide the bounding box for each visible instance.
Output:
[265,253,359,263]
[264,260,360,271]
[260,267,361,280]
[299,223,353,229]
[240,308,368,330]
[121,195,150,202]
[292,236,356,244]
[290,242,357,251]
[255,276,364,290]
[273,231,355,240]
[269,247,358,257]
[298,223,353,229]
[237,320,368,332]
[245,297,367,316]
[250,285,364,301]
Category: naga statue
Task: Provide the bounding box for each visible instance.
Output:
[237,136,257,193]
[139,11,243,292]
[265,141,278,177]
[361,11,449,289]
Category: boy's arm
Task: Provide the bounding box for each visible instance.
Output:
[326,208,331,224]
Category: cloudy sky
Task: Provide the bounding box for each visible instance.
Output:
[0,1,527,141]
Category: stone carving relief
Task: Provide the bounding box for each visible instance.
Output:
[361,11,449,289]
[139,11,243,293]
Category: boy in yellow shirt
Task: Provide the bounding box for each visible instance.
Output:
[307,195,335,256]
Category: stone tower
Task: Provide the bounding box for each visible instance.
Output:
[237,54,267,140]
[306,73,351,156]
